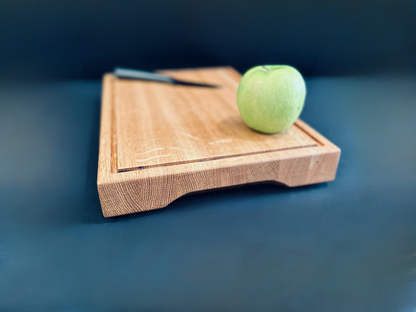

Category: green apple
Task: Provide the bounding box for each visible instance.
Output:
[236,65,306,134]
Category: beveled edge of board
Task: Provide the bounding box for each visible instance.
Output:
[97,69,341,217]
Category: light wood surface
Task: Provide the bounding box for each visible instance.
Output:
[115,68,317,171]
[97,67,340,217]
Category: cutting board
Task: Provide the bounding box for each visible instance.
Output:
[97,67,340,217]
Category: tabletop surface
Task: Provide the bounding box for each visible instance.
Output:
[1,76,416,311]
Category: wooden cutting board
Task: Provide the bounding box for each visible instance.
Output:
[97,67,340,217]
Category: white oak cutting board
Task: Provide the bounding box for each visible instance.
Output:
[97,67,340,217]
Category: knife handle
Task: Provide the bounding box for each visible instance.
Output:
[114,68,174,84]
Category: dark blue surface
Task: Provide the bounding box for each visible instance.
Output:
[1,77,416,311]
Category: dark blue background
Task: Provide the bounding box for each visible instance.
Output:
[1,0,416,80]
[1,1,416,311]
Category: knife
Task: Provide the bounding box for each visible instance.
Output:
[114,67,221,88]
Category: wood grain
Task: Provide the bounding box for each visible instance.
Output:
[97,67,341,217]
[115,67,317,171]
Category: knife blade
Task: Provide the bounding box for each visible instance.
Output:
[114,67,221,88]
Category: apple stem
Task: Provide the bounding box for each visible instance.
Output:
[262,66,270,71]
